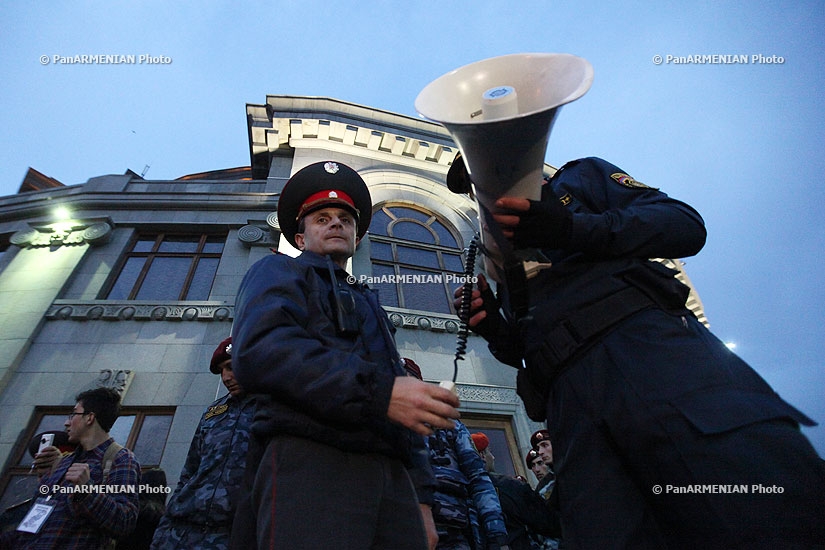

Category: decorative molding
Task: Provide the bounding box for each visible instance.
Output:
[385,307,465,334]
[266,211,280,231]
[455,384,520,405]
[45,301,467,336]
[247,110,457,178]
[97,369,134,399]
[237,222,280,248]
[10,220,113,249]
[46,301,233,322]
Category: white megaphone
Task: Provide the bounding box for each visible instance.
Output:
[415,53,594,282]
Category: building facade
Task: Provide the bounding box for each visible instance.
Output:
[0,95,705,509]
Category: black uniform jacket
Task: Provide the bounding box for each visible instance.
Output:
[232,250,434,501]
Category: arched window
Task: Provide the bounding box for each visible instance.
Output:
[368,204,466,315]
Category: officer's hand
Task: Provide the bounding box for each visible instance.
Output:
[388,377,460,436]
[32,446,62,476]
[452,274,501,340]
[493,195,572,250]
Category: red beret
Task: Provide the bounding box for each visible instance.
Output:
[530,429,551,449]
[210,337,232,374]
[402,358,423,380]
[471,432,489,452]
[525,449,540,468]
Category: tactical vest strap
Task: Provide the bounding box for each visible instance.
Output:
[539,286,656,367]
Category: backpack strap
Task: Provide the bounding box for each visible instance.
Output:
[102,441,123,482]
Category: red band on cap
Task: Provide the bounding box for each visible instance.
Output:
[297,190,357,220]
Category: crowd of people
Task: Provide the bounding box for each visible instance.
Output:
[0,335,255,550]
[2,157,823,549]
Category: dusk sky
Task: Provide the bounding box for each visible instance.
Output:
[2,1,823,455]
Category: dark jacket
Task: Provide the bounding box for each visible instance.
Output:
[487,157,708,417]
[488,473,560,550]
[232,250,434,502]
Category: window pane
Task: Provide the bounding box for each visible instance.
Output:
[390,207,433,224]
[186,258,219,300]
[371,264,398,308]
[462,426,516,478]
[158,235,200,253]
[131,415,173,466]
[399,267,450,314]
[370,241,393,262]
[432,222,458,248]
[397,246,440,269]
[136,257,192,300]
[443,253,465,273]
[107,257,145,300]
[16,415,68,467]
[132,237,158,253]
[109,415,136,447]
[369,209,391,236]
[391,221,435,244]
[202,236,225,254]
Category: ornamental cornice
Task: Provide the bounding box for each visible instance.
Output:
[43,301,467,336]
[247,110,458,178]
[45,301,233,322]
[454,384,520,405]
[10,219,114,248]
[384,307,468,334]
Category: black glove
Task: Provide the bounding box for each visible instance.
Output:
[511,196,573,250]
[467,282,503,341]
[471,284,523,368]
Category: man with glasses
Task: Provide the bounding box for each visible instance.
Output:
[7,387,140,549]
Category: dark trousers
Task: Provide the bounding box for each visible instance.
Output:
[545,309,825,549]
[243,435,428,550]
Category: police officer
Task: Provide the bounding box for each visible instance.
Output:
[524,450,544,482]
[151,337,256,550]
[401,360,508,550]
[457,156,825,548]
[528,430,554,501]
[470,432,560,550]
[232,161,460,549]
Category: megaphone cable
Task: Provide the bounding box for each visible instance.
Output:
[453,234,480,383]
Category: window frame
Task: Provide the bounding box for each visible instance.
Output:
[368,204,466,315]
[460,413,527,480]
[101,232,225,301]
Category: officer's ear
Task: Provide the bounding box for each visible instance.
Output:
[294,233,306,250]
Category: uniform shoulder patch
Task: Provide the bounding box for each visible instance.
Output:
[205,403,229,420]
[559,192,573,206]
[610,172,656,190]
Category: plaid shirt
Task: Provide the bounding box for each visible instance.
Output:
[15,438,141,549]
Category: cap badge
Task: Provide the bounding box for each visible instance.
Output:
[324,162,340,174]
[225,343,232,356]
[328,191,338,198]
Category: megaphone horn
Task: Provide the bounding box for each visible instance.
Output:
[415,53,594,282]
